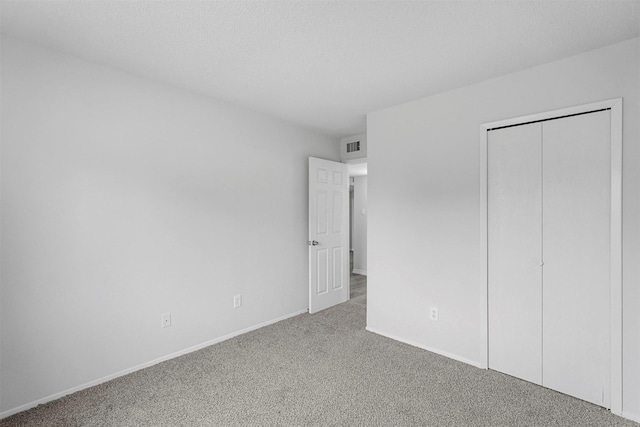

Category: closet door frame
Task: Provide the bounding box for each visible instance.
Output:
[479,98,622,414]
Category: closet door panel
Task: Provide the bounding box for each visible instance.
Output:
[542,111,611,407]
[488,123,542,385]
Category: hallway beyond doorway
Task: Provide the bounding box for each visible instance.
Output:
[350,273,366,303]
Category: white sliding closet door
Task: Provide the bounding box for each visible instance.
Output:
[542,111,611,407]
[488,123,543,385]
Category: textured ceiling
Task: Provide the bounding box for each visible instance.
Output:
[1,1,639,138]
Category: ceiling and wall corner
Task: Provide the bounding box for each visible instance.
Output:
[1,1,638,138]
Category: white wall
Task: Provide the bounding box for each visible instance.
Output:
[0,37,339,415]
[367,37,640,420]
[352,176,367,275]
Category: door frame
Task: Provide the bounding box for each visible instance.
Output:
[479,98,622,414]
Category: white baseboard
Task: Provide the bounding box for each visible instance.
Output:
[0,308,308,420]
[352,269,367,276]
[365,326,481,368]
[622,411,640,423]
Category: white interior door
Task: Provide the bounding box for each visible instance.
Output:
[542,111,611,407]
[308,157,349,314]
[488,122,543,385]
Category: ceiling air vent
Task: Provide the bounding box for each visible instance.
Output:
[346,140,361,153]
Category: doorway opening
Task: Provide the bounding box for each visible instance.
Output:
[347,159,367,303]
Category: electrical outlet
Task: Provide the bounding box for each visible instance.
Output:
[429,307,438,321]
[233,294,242,308]
[162,312,171,328]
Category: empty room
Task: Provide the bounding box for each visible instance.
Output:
[1,1,639,425]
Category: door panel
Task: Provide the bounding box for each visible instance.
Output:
[316,190,328,235]
[316,248,328,295]
[542,111,611,407]
[488,122,543,385]
[332,247,344,290]
[309,157,349,313]
[332,191,343,233]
